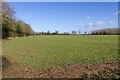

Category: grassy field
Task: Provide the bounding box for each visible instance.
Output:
[3,35,118,69]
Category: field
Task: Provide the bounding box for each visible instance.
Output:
[2,35,119,78]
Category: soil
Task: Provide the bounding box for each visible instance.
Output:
[1,56,120,78]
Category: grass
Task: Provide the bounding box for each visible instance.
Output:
[3,35,118,69]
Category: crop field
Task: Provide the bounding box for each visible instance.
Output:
[3,35,118,70]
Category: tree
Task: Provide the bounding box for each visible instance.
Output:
[72,31,76,34]
[63,32,69,35]
[2,2,15,38]
[16,25,23,37]
[78,31,81,34]
[2,2,34,39]
[2,23,10,38]
[47,31,50,35]
[103,31,107,35]
[55,31,59,35]
[2,2,15,18]
[84,32,87,35]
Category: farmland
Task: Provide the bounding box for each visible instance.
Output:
[3,35,118,70]
[1,2,119,78]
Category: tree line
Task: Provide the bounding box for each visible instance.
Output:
[35,31,71,35]
[1,2,34,39]
[35,28,120,36]
[35,30,81,35]
[91,28,120,35]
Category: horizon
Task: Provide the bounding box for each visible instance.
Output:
[8,2,118,34]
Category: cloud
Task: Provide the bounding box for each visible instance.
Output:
[81,24,84,26]
[82,20,115,28]
[112,11,120,15]
[85,22,93,27]
[85,21,104,27]
[109,21,114,24]
[86,16,91,20]
[88,22,93,26]
[95,21,104,26]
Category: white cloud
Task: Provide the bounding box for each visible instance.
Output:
[86,16,91,19]
[84,20,115,28]
[95,21,103,26]
[88,22,93,26]
[85,22,93,27]
[109,21,114,24]
[81,24,84,26]
[85,21,104,27]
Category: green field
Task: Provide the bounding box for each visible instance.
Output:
[3,35,118,69]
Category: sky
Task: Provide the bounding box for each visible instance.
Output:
[8,2,118,34]
[6,0,120,2]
